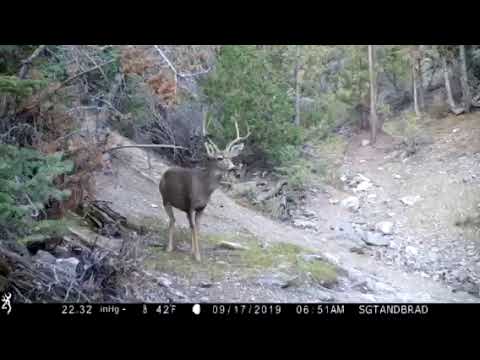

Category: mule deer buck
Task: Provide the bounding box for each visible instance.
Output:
[159,112,250,262]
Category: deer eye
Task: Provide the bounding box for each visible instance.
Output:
[216,156,224,161]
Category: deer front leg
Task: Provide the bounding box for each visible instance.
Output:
[187,210,201,262]
[164,204,175,252]
[194,209,204,262]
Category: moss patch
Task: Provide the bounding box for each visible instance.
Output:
[144,224,339,286]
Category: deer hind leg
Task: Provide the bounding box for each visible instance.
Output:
[187,210,201,262]
[164,204,175,252]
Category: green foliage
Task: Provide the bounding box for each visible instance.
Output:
[378,46,410,90]
[0,144,73,240]
[0,45,36,75]
[203,45,302,165]
[0,75,47,97]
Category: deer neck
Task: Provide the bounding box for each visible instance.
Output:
[199,167,222,196]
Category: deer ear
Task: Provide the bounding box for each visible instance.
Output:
[229,143,244,158]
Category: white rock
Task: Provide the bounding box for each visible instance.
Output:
[293,219,318,231]
[33,250,56,264]
[340,175,348,182]
[157,276,173,288]
[361,139,370,147]
[329,199,339,205]
[452,128,459,133]
[151,204,159,208]
[355,174,371,183]
[387,212,395,217]
[375,221,394,235]
[216,241,249,251]
[356,181,373,192]
[405,246,418,256]
[363,232,390,246]
[341,196,360,212]
[56,257,80,276]
[400,195,422,206]
[393,174,402,179]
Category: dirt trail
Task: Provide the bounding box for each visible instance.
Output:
[94,124,479,303]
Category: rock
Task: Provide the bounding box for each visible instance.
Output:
[33,250,57,264]
[363,232,390,246]
[293,219,318,231]
[199,281,213,288]
[199,296,209,302]
[323,253,340,265]
[393,174,402,179]
[405,246,418,257]
[340,175,348,182]
[452,128,459,133]
[216,241,249,251]
[150,204,159,208]
[56,257,80,277]
[256,273,298,289]
[375,221,394,235]
[329,199,339,205]
[355,181,373,192]
[300,254,325,262]
[350,247,365,255]
[387,212,395,218]
[341,196,360,212]
[157,276,173,288]
[170,288,187,299]
[400,195,422,206]
[361,139,370,147]
[302,209,317,218]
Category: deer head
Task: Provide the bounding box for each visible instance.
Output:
[202,110,250,178]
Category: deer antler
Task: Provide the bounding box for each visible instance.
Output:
[202,109,221,156]
[225,119,251,153]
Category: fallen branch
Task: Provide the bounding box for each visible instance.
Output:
[104,144,189,153]
[18,45,47,79]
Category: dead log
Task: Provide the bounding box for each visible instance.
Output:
[84,200,128,234]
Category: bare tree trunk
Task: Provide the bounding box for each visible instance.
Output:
[442,56,461,114]
[459,45,472,112]
[412,63,421,117]
[368,45,378,144]
[417,45,425,110]
[294,45,301,126]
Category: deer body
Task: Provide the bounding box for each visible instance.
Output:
[160,163,222,213]
[159,112,250,262]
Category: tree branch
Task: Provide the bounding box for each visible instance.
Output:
[18,45,47,79]
[154,46,178,76]
[104,144,189,153]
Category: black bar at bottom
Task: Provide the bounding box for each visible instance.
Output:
[1,303,479,320]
